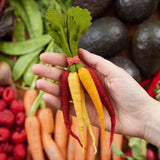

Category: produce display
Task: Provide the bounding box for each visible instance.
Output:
[0,0,160,160]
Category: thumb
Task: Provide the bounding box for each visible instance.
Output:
[78,48,121,76]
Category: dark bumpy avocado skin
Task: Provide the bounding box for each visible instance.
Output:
[109,56,141,82]
[78,17,128,58]
[72,0,113,19]
[115,0,156,24]
[131,20,160,77]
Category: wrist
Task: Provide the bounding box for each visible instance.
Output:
[142,97,160,147]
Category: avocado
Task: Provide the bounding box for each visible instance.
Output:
[115,0,156,24]
[131,20,160,77]
[109,56,141,82]
[78,17,128,58]
[72,0,113,19]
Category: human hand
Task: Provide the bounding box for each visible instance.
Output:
[32,48,153,140]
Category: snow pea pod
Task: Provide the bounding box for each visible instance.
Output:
[0,34,51,56]
[20,0,43,38]
[12,48,43,81]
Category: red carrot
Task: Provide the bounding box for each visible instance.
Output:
[147,70,160,98]
[60,70,83,147]
[86,66,116,145]
[140,78,152,87]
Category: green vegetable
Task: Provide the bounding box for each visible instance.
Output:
[112,142,132,160]
[12,48,43,81]
[13,19,25,42]
[128,137,147,160]
[22,56,39,86]
[10,0,33,37]
[0,34,51,55]
[47,6,92,57]
[20,0,43,38]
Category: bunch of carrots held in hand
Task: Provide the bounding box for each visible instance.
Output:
[46,6,116,153]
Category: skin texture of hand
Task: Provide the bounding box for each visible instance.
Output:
[32,48,160,147]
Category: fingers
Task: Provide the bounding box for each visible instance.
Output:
[32,64,64,81]
[43,93,61,109]
[78,48,122,77]
[40,52,67,67]
[36,79,60,96]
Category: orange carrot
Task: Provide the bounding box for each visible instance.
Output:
[78,67,105,138]
[23,89,38,116]
[25,116,45,160]
[72,116,87,160]
[112,134,123,160]
[26,146,32,160]
[67,133,75,160]
[37,108,64,160]
[68,72,85,150]
[55,110,68,160]
[85,125,99,160]
[24,89,45,160]
[100,130,112,160]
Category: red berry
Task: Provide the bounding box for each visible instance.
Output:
[10,100,24,114]
[13,143,26,160]
[0,86,5,95]
[12,129,26,143]
[0,153,7,160]
[7,156,14,160]
[0,100,7,111]
[0,145,2,152]
[1,142,14,154]
[16,112,25,126]
[0,127,10,142]
[0,110,15,128]
[2,87,15,103]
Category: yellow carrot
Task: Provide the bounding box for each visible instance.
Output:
[78,67,105,138]
[81,85,97,154]
[68,72,85,150]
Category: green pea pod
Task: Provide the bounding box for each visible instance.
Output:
[12,48,43,81]
[13,19,25,42]
[22,56,39,86]
[0,34,51,55]
[10,0,33,37]
[20,0,43,38]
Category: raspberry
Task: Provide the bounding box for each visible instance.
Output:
[10,100,24,114]
[0,110,15,128]
[1,142,14,154]
[12,129,26,143]
[0,100,7,111]
[0,153,7,160]
[0,127,10,142]
[13,143,26,160]
[16,112,25,126]
[0,86,5,95]
[7,156,14,160]
[2,87,15,103]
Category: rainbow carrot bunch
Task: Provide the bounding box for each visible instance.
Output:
[47,6,116,153]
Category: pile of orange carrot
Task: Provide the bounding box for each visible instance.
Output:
[23,88,123,160]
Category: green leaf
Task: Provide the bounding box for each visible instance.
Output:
[67,6,92,56]
[128,137,147,160]
[112,142,133,160]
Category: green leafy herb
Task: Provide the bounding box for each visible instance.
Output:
[47,6,92,58]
